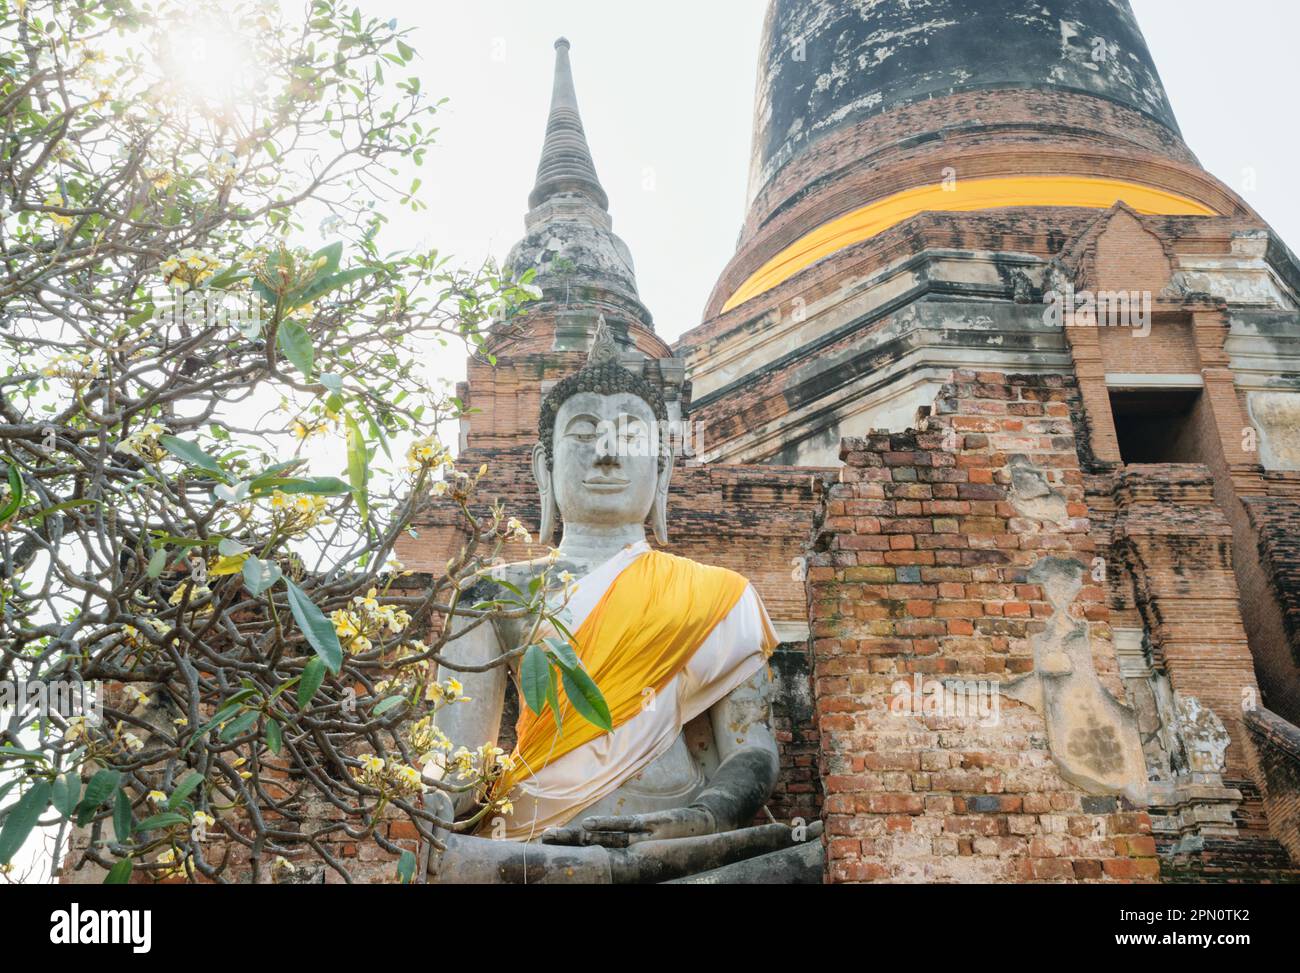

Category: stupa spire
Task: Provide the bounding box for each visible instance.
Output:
[529,38,608,211]
[504,39,649,326]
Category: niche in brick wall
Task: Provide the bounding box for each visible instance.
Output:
[1109,388,1202,464]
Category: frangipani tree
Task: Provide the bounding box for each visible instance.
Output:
[0,0,601,884]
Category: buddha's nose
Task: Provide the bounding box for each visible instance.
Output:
[594,448,620,471]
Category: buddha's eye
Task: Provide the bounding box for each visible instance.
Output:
[563,416,600,442]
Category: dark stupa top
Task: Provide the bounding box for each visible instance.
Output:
[748,0,1182,203]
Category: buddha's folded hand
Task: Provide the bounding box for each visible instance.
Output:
[539,806,715,848]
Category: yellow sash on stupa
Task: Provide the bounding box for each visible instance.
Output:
[497,550,769,797]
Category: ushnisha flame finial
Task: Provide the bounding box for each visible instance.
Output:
[586,315,622,368]
[536,314,668,475]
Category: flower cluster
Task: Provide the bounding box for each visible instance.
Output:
[505,517,531,545]
[114,722,145,753]
[169,583,214,615]
[40,352,99,382]
[207,150,238,186]
[426,676,468,705]
[248,245,328,302]
[159,249,222,290]
[292,418,328,441]
[144,168,173,191]
[43,193,73,229]
[330,588,412,656]
[352,753,426,798]
[407,714,453,762]
[120,616,173,654]
[448,743,514,784]
[115,422,168,462]
[372,641,432,697]
[268,490,328,535]
[406,434,449,473]
[154,847,194,881]
[430,463,489,503]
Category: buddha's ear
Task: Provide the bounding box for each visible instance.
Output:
[651,436,673,546]
[532,442,557,546]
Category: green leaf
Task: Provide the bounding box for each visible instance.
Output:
[159,436,229,483]
[396,849,416,885]
[0,780,52,865]
[104,857,133,884]
[51,773,81,818]
[297,266,380,305]
[76,769,120,826]
[544,636,581,672]
[345,414,369,525]
[112,787,133,844]
[265,719,282,755]
[242,557,282,597]
[134,812,189,832]
[0,464,22,521]
[285,580,343,673]
[298,657,326,708]
[167,772,204,810]
[126,307,155,328]
[146,548,169,578]
[277,319,314,378]
[373,696,406,716]
[205,267,249,290]
[22,498,99,523]
[219,710,259,742]
[312,241,343,277]
[255,460,306,480]
[545,667,563,731]
[520,644,549,717]
[181,699,249,755]
[257,476,350,496]
[560,666,612,733]
[0,745,49,764]
[270,675,301,701]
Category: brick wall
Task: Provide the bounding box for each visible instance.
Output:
[1244,708,1300,866]
[805,370,1157,883]
[1112,465,1259,775]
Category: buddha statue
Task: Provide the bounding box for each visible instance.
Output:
[424,319,821,883]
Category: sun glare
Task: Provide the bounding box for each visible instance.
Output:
[154,13,264,117]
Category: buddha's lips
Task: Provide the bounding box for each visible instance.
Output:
[583,477,629,492]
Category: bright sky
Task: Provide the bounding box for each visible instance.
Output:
[358,0,1300,357]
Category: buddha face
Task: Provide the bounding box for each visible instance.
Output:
[549,391,662,529]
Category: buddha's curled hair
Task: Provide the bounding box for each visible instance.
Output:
[537,317,668,472]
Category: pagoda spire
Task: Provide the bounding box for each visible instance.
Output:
[529,38,609,211]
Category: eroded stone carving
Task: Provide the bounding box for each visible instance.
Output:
[1000,557,1148,804]
[1248,392,1300,471]
[1008,454,1069,523]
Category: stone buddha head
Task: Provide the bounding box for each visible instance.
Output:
[532,318,672,545]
